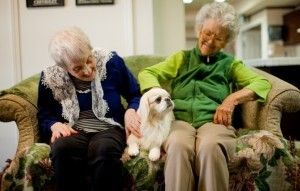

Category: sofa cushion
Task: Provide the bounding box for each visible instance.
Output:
[124,55,165,78]
[2,143,165,191]
[3,130,299,191]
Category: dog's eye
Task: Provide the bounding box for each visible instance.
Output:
[155,96,162,103]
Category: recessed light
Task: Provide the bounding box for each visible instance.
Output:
[183,0,193,4]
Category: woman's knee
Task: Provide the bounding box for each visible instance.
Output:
[166,138,195,158]
[199,138,218,150]
[51,137,75,157]
[196,139,226,160]
[89,139,124,160]
[164,121,196,157]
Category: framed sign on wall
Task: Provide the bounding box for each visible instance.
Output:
[76,0,114,6]
[26,0,65,7]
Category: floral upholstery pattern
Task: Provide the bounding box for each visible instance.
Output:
[2,130,299,191]
[2,143,52,191]
[229,129,297,191]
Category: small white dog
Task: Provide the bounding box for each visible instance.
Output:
[127,88,174,161]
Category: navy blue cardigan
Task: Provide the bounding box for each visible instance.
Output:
[37,53,141,143]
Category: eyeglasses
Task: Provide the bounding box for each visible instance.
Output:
[201,30,227,44]
[71,54,95,73]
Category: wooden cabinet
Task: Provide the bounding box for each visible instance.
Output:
[283,9,300,45]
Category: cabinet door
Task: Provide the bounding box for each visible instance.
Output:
[283,9,300,45]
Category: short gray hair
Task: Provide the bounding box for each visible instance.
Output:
[49,26,92,67]
[195,2,240,42]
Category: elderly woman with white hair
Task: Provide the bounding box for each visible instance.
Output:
[138,2,271,191]
[37,26,141,191]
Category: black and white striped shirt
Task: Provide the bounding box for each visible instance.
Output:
[71,75,116,133]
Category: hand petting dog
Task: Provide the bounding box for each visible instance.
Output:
[124,108,141,138]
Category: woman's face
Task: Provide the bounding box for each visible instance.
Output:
[66,53,96,81]
[198,19,228,56]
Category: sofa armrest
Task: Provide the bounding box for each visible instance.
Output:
[0,94,39,180]
[239,68,300,138]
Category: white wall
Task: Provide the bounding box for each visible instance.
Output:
[0,122,18,170]
[0,0,15,90]
[132,0,155,55]
[18,0,136,79]
[153,0,185,56]
[0,0,19,172]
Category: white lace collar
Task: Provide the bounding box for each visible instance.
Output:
[42,48,121,127]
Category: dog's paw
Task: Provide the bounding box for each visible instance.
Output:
[127,143,139,156]
[149,147,161,161]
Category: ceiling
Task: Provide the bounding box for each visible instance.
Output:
[184,0,300,39]
[185,0,300,16]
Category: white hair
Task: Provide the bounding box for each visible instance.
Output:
[49,26,92,67]
[194,2,240,42]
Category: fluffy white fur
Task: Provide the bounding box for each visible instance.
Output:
[127,88,174,161]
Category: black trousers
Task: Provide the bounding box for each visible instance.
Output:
[50,126,126,191]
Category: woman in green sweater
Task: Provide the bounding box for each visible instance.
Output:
[137,2,271,191]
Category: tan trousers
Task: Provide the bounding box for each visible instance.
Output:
[163,120,237,191]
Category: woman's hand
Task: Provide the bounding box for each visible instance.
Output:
[213,88,256,126]
[124,108,141,138]
[50,122,78,143]
[213,96,236,126]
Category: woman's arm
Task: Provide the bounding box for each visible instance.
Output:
[107,53,141,137]
[138,51,185,92]
[230,60,271,102]
[37,72,74,143]
[214,60,272,126]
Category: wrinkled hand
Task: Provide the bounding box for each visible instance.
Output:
[50,122,78,143]
[124,108,141,138]
[213,96,237,126]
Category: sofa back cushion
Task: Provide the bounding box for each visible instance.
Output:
[124,55,165,78]
[0,74,40,108]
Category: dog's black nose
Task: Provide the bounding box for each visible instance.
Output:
[165,98,173,107]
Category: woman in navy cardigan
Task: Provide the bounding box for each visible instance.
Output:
[37,26,141,191]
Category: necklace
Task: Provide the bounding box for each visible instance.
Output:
[207,56,210,63]
[76,89,91,93]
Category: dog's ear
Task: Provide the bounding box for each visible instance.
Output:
[138,93,150,123]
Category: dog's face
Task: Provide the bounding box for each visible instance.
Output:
[138,88,174,123]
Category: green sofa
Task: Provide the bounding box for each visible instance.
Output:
[0,55,300,191]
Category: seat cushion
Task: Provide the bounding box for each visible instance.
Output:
[3,130,299,191]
